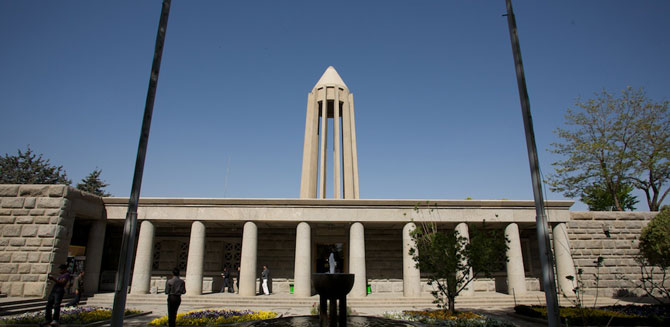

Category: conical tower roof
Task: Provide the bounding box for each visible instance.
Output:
[314,66,347,89]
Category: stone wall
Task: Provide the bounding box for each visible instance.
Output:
[0,185,104,297]
[566,211,657,297]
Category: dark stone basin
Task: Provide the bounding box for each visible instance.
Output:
[311,273,354,298]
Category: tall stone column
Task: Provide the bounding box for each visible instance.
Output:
[349,222,367,297]
[402,223,421,297]
[239,222,258,296]
[333,88,341,199]
[294,222,311,296]
[83,220,106,295]
[504,223,527,295]
[130,220,155,294]
[318,88,328,199]
[185,221,206,295]
[455,223,474,296]
[553,222,576,296]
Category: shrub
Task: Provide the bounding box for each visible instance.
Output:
[514,305,669,326]
[639,207,670,269]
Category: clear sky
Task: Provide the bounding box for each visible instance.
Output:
[1,1,668,211]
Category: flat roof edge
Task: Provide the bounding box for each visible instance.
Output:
[102,197,574,209]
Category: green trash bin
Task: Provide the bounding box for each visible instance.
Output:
[290,283,294,294]
[367,284,371,294]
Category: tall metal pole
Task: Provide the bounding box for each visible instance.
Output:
[503,1,561,326]
[110,1,171,325]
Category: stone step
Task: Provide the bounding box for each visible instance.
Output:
[84,292,624,311]
[0,297,87,317]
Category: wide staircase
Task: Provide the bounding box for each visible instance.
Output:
[84,291,630,312]
[0,296,87,317]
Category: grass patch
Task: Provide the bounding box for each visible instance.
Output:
[148,309,277,326]
[384,310,515,326]
[0,306,143,325]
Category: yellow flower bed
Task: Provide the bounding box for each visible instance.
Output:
[149,309,277,326]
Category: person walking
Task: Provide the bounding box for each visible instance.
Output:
[42,264,71,326]
[220,268,233,293]
[261,265,271,295]
[165,268,186,327]
[65,270,84,307]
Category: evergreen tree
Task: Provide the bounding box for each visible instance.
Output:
[76,169,111,196]
[0,146,71,185]
[580,182,638,211]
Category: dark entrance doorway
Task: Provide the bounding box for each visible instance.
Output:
[316,243,344,273]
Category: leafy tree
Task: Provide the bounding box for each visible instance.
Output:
[548,87,669,211]
[410,204,508,313]
[628,99,670,211]
[580,182,638,211]
[0,146,71,185]
[76,169,111,197]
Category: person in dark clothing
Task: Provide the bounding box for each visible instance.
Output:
[65,270,84,307]
[165,268,186,327]
[43,264,70,326]
[220,268,233,293]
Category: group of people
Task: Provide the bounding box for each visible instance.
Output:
[219,265,272,295]
[42,264,85,326]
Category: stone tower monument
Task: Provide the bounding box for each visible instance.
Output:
[299,66,360,199]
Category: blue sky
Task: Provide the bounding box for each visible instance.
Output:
[1,1,668,211]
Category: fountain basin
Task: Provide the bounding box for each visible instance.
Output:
[311,273,354,298]
[247,315,421,327]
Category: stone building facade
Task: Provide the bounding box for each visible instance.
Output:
[0,185,658,299]
[0,67,660,299]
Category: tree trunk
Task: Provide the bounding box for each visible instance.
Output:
[448,296,456,313]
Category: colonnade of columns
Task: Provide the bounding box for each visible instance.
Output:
[126,220,576,297]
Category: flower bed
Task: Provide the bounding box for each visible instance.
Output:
[0,306,143,325]
[384,310,515,326]
[514,305,670,326]
[148,309,277,326]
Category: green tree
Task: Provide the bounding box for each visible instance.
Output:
[76,169,111,197]
[410,204,508,313]
[548,87,669,211]
[580,182,638,211]
[0,146,71,185]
